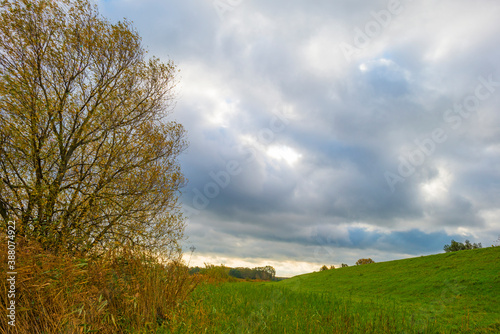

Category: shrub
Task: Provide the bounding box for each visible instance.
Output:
[202,264,231,282]
[320,265,329,271]
[356,258,375,265]
[0,239,199,333]
[444,239,482,252]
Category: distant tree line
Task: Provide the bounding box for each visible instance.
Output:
[319,260,375,271]
[189,264,276,281]
[228,266,276,280]
[444,240,482,252]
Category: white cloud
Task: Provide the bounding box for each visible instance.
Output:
[96,0,500,276]
[266,145,302,166]
[420,167,453,203]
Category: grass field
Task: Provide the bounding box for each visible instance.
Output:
[163,247,500,333]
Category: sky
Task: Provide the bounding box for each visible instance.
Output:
[96,0,500,277]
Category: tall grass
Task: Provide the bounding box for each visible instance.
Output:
[163,282,453,333]
[2,244,498,333]
[0,239,199,333]
[162,247,500,333]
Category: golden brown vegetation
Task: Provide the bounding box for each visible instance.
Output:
[0,1,195,332]
[0,238,200,333]
[355,258,375,265]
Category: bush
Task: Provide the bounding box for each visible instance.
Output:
[356,258,375,265]
[444,239,482,252]
[0,239,199,333]
[319,265,335,271]
[202,264,231,282]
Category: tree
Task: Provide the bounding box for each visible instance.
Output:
[341,263,348,268]
[320,265,329,271]
[444,239,482,253]
[262,266,276,280]
[253,266,276,280]
[0,0,187,256]
[228,268,243,279]
[444,240,463,252]
[356,258,375,265]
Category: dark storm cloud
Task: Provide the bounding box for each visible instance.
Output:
[97,0,500,275]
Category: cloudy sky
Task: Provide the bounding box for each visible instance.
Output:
[97,0,500,276]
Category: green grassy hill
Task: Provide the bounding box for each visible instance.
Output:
[166,247,500,333]
[280,246,500,331]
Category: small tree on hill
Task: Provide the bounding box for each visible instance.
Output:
[356,258,375,265]
[320,265,329,271]
[444,240,482,252]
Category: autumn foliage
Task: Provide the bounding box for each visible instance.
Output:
[0,239,200,333]
[0,0,187,255]
[0,1,192,332]
[356,258,375,265]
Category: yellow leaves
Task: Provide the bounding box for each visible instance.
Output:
[0,0,187,256]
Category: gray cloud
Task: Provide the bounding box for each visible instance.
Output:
[97,0,500,275]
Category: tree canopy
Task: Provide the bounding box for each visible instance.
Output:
[0,0,187,256]
[356,258,375,265]
[443,240,482,253]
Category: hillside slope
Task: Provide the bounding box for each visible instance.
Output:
[279,247,500,330]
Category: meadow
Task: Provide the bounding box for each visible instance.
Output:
[1,243,498,333]
[165,246,500,333]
